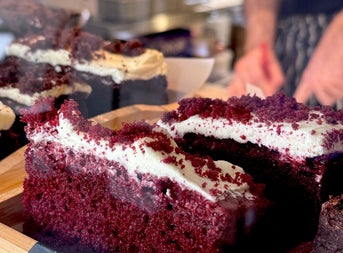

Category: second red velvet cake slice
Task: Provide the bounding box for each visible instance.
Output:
[21,99,268,253]
[158,93,343,251]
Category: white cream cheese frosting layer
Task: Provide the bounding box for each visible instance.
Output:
[27,116,254,202]
[0,82,92,107]
[158,114,343,160]
[6,43,167,84]
[0,101,15,130]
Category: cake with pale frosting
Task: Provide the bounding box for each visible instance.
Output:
[6,28,168,117]
[158,93,343,252]
[21,98,268,252]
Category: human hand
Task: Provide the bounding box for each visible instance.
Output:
[228,43,285,97]
[294,52,343,106]
[294,11,343,106]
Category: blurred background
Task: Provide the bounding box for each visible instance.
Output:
[0,0,245,84]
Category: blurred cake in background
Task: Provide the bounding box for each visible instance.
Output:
[0,55,92,152]
[0,0,81,37]
[0,0,169,118]
[0,0,169,160]
[0,56,92,113]
[5,29,168,117]
[0,101,19,160]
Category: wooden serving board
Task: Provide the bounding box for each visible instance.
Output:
[0,144,33,253]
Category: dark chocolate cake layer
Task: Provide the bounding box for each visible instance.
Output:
[312,194,343,253]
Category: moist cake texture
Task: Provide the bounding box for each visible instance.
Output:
[312,194,343,253]
[21,99,267,252]
[158,93,343,251]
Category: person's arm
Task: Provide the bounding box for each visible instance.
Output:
[294,10,343,106]
[228,0,284,97]
[244,0,280,51]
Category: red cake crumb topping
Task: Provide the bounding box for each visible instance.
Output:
[21,99,186,155]
[323,129,343,150]
[103,39,146,56]
[20,97,57,132]
[16,28,146,61]
[162,93,343,126]
[162,97,252,123]
[292,123,299,130]
[20,98,110,139]
[19,28,103,61]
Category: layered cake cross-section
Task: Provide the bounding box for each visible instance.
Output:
[21,98,268,253]
[158,93,343,251]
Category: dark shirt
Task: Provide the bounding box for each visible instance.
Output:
[279,0,343,17]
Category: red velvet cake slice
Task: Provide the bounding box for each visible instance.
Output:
[7,28,168,117]
[158,93,343,251]
[21,99,267,253]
